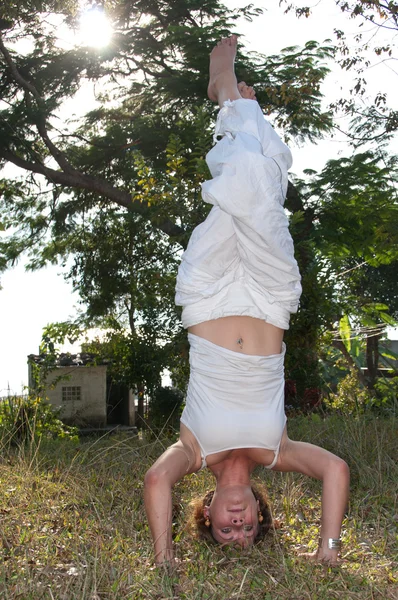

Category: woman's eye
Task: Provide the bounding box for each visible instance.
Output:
[243,525,253,532]
[221,528,231,533]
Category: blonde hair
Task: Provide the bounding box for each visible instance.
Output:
[188,484,273,543]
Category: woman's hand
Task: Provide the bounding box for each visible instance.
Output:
[144,440,198,565]
[298,548,342,567]
[274,433,350,566]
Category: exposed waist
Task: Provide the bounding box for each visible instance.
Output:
[188,316,283,356]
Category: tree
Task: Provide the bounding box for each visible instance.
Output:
[336,0,397,29]
[277,0,398,399]
[293,150,398,392]
[0,0,336,398]
[280,0,398,146]
[0,1,334,258]
[1,0,396,404]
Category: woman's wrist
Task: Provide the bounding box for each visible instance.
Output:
[318,537,342,551]
[154,547,174,565]
[316,537,342,564]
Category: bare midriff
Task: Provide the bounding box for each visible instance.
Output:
[188,315,284,356]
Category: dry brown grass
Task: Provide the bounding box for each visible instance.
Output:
[0,414,397,599]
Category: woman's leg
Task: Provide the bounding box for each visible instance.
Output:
[177,38,301,330]
[207,35,242,106]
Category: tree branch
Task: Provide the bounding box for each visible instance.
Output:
[1,149,185,242]
[0,32,186,244]
[0,32,76,175]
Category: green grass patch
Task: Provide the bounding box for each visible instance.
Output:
[0,415,397,599]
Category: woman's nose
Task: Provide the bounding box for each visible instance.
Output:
[231,516,244,524]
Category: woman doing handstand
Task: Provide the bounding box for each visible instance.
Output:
[144,35,349,567]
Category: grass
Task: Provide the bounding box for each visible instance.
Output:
[0,414,397,599]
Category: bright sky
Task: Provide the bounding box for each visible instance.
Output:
[1,0,397,395]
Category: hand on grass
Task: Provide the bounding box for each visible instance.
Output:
[298,549,342,567]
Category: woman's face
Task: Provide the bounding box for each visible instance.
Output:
[204,485,260,546]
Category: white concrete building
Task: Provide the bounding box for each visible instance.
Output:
[28,354,136,429]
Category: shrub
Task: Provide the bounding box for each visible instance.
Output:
[147,386,184,433]
[324,370,398,416]
[0,395,78,449]
[373,376,398,413]
[324,370,372,414]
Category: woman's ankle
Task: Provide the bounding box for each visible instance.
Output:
[208,72,241,106]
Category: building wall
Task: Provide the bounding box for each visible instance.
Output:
[45,365,108,426]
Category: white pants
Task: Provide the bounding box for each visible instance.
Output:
[175,99,302,330]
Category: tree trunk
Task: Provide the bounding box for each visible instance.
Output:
[366,334,381,390]
[136,383,145,428]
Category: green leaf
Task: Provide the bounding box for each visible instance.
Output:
[339,314,351,353]
[380,348,398,361]
[380,312,398,326]
[372,303,390,311]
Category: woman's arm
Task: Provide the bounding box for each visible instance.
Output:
[144,440,199,565]
[275,435,350,564]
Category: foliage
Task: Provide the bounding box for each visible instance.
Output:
[167,329,191,394]
[289,150,398,395]
[64,208,181,333]
[82,327,171,396]
[0,0,334,269]
[147,386,185,433]
[1,0,397,405]
[324,370,372,413]
[0,394,78,449]
[28,321,85,393]
[284,149,398,399]
[373,376,398,411]
[280,0,398,145]
[325,366,398,415]
[310,153,398,268]
[34,317,188,423]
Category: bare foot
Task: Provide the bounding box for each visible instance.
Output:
[207,35,241,106]
[238,81,256,100]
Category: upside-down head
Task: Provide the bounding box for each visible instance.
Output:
[189,484,272,547]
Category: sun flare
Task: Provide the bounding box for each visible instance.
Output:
[78,7,113,48]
